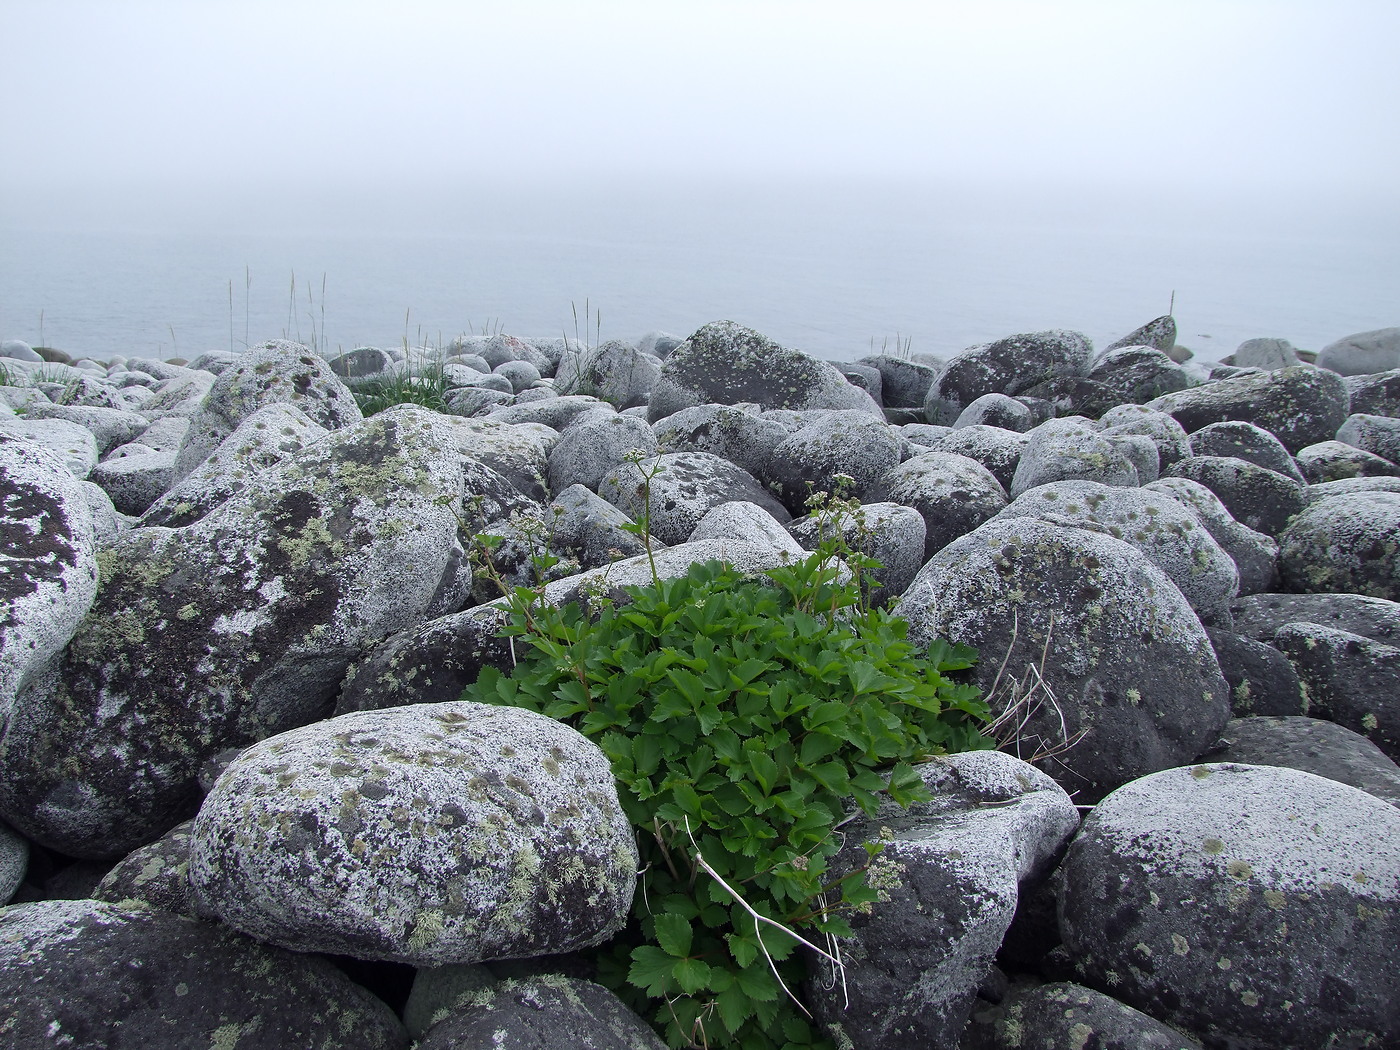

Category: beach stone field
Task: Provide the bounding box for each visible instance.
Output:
[1,319,1400,1049]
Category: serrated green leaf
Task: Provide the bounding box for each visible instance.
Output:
[672,957,712,994]
[652,912,693,958]
[628,945,678,997]
[716,984,756,1034]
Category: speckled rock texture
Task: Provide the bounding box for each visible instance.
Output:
[647,321,880,422]
[870,450,1008,560]
[170,339,363,483]
[807,752,1079,1050]
[924,330,1093,425]
[1163,454,1307,537]
[0,897,408,1049]
[0,435,99,723]
[414,974,666,1050]
[1187,420,1306,484]
[555,339,662,410]
[87,444,177,515]
[598,450,789,546]
[543,483,648,567]
[859,354,937,408]
[1270,622,1400,760]
[188,702,638,966]
[0,821,26,904]
[0,416,99,476]
[1145,477,1279,595]
[1204,627,1307,717]
[1008,417,1140,497]
[1103,430,1160,484]
[788,500,926,607]
[1098,405,1193,470]
[1202,716,1400,809]
[1058,763,1400,1050]
[0,409,476,858]
[1295,439,1400,483]
[1228,591,1400,645]
[403,962,496,1039]
[1145,364,1350,454]
[138,402,329,527]
[951,392,1034,432]
[547,411,658,493]
[1316,327,1400,376]
[1278,492,1400,600]
[1336,412,1400,466]
[432,411,556,503]
[900,519,1230,801]
[992,481,1238,620]
[1233,336,1302,371]
[1105,314,1177,354]
[1088,345,1193,405]
[964,980,1203,1050]
[688,499,805,557]
[91,819,195,915]
[925,424,1027,490]
[651,402,791,481]
[22,402,149,455]
[762,409,903,512]
[1346,368,1400,417]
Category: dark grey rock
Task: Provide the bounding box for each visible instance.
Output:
[1014,375,1121,421]
[1104,315,1176,354]
[870,450,1007,560]
[188,702,637,965]
[952,393,1033,432]
[92,820,195,915]
[544,483,648,569]
[0,820,27,905]
[1204,628,1307,717]
[1336,412,1400,465]
[859,354,937,408]
[1271,622,1400,761]
[924,424,1026,491]
[762,409,902,514]
[1295,439,1400,483]
[1187,420,1306,485]
[493,359,544,393]
[1228,591,1400,645]
[1088,345,1192,405]
[1278,493,1400,600]
[1163,455,1307,537]
[88,445,177,515]
[1345,368,1400,417]
[924,331,1093,425]
[330,346,398,382]
[963,980,1203,1050]
[1058,763,1400,1050]
[1009,418,1139,497]
[555,339,661,409]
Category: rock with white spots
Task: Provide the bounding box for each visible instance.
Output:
[788,500,926,607]
[901,519,1230,801]
[555,339,662,410]
[1278,492,1400,600]
[1144,477,1279,595]
[1058,763,1400,1049]
[1346,369,1400,417]
[924,424,1026,491]
[1228,591,1400,646]
[870,450,1007,560]
[1187,420,1305,485]
[689,500,805,558]
[762,409,902,514]
[1008,417,1140,497]
[20,402,149,455]
[1336,412,1400,466]
[1295,439,1400,483]
[964,980,1203,1050]
[951,393,1034,432]
[88,444,177,515]
[1097,405,1193,471]
[0,436,99,724]
[92,820,195,916]
[1163,455,1307,537]
[0,821,26,905]
[651,402,790,481]
[1088,345,1193,405]
[806,752,1079,1050]
[1105,315,1177,355]
[547,412,658,493]
[924,331,1093,425]
[188,702,637,966]
[0,409,476,858]
[0,417,99,478]
[0,897,408,1048]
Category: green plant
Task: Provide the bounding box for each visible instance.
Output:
[464,492,991,1049]
[0,361,14,387]
[351,363,450,416]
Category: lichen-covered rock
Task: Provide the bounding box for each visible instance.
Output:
[924,424,1026,491]
[1228,591,1400,645]
[555,339,662,410]
[414,974,666,1050]
[87,445,177,515]
[951,392,1034,432]
[91,820,195,916]
[1306,475,1400,502]
[403,963,496,1039]
[901,519,1230,801]
[1202,716,1400,809]
[1144,477,1279,595]
[859,354,937,409]
[1295,439,1400,483]
[1278,492,1400,600]
[0,409,476,858]
[139,402,330,527]
[1104,431,1160,484]
[925,331,1093,425]
[992,481,1238,620]
[964,980,1203,1050]
[1187,420,1306,484]
[20,402,149,455]
[1163,455,1307,537]
[1088,345,1192,405]
[762,409,902,513]
[329,345,398,383]
[1098,405,1193,470]
[1271,622,1400,760]
[0,435,99,723]
[1346,368,1400,417]
[870,450,1007,560]
[487,394,611,431]
[0,821,26,905]
[788,500,926,607]
[1104,314,1177,354]
[0,897,408,1049]
[171,340,362,483]
[1058,764,1400,1049]
[188,702,637,966]
[1008,417,1140,497]
[436,412,556,503]
[138,367,218,418]
[1317,327,1400,376]
[648,321,880,422]
[0,417,99,477]
[544,484,648,569]
[598,450,788,546]
[1336,412,1400,465]
[547,412,658,493]
[688,500,805,558]
[651,402,791,481]
[1204,628,1306,717]
[1145,365,1350,454]
[807,752,1079,1050]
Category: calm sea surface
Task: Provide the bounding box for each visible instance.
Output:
[2,178,1396,365]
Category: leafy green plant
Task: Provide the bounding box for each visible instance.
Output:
[464,490,991,1049]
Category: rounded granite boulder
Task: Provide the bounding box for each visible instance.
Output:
[188,701,638,966]
[1278,492,1400,600]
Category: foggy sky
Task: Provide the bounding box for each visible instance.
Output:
[3,0,1398,230]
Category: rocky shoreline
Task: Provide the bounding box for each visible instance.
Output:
[1,318,1399,1048]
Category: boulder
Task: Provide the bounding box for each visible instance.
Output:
[787,500,926,607]
[869,450,1007,560]
[20,402,149,455]
[1232,336,1301,370]
[170,340,362,483]
[555,339,661,409]
[1145,365,1349,453]
[1104,314,1176,354]
[901,518,1230,801]
[859,354,937,409]
[762,409,902,513]
[1345,368,1400,417]
[648,321,880,421]
[1144,477,1279,595]
[1228,591,1400,645]
[1294,439,1400,483]
[0,436,99,723]
[1203,716,1400,809]
[0,820,26,904]
[924,331,1093,425]
[598,451,788,546]
[806,752,1078,1050]
[924,424,1026,491]
[1271,622,1400,760]
[92,819,196,916]
[188,702,637,965]
[1058,763,1400,1049]
[951,393,1033,432]
[1088,345,1192,404]
[964,980,1203,1050]
[329,345,398,383]
[1316,326,1400,376]
[689,500,805,558]
[0,897,408,1048]
[1097,405,1193,470]
[1278,493,1400,600]
[0,409,477,858]
[1186,420,1306,485]
[1204,628,1306,717]
[1336,412,1400,465]
[87,445,177,515]
[546,412,658,493]
[543,483,649,570]
[0,339,41,362]
[651,402,790,481]
[1162,455,1307,537]
[487,394,611,431]
[1008,418,1139,497]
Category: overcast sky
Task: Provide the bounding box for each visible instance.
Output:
[3,0,1397,221]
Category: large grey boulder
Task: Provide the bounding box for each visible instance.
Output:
[1145,365,1349,453]
[87,444,177,515]
[1295,439,1400,483]
[951,392,1033,432]
[137,367,218,419]
[0,417,99,477]
[0,409,477,858]
[1271,622,1400,760]
[92,819,196,916]
[651,402,790,481]
[964,980,1203,1050]
[1008,418,1139,497]
[807,752,1078,1050]
[189,702,637,965]
[555,339,661,409]
[900,519,1230,801]
[1228,591,1400,645]
[1346,368,1400,417]
[762,409,901,513]
[1097,405,1192,470]
[1205,628,1306,717]
[1336,412,1400,465]
[1059,764,1400,1049]
[21,402,149,455]
[1088,345,1192,405]
[0,897,409,1048]
[689,500,804,558]
[648,321,880,422]
[170,340,362,483]
[1186,420,1305,484]
[870,450,1007,560]
[924,424,1026,491]
[992,481,1238,620]
[598,451,788,546]
[547,412,658,493]
[924,331,1092,425]
[858,354,937,409]
[1163,455,1307,537]
[1144,477,1279,595]
[0,436,99,724]
[1232,336,1301,370]
[1317,326,1400,376]
[1278,492,1400,600]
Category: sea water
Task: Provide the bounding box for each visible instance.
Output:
[2,177,1396,365]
